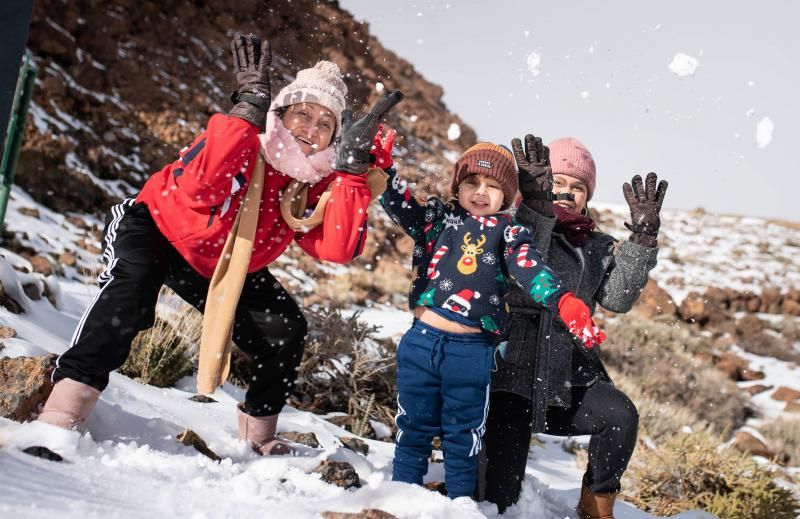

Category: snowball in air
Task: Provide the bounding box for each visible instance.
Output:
[526,51,541,78]
[447,123,461,140]
[756,117,773,149]
[668,53,699,78]
[580,91,590,100]
[376,82,384,92]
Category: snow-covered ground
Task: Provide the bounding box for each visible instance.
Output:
[0,189,734,517]
[591,201,800,305]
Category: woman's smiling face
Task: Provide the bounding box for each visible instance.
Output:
[280,102,336,155]
[553,174,588,214]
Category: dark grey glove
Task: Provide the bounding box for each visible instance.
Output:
[229,32,271,131]
[334,91,404,174]
[513,134,556,216]
[623,172,668,248]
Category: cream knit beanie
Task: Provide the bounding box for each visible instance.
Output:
[270,61,348,136]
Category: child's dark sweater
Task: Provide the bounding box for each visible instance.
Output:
[380,167,568,339]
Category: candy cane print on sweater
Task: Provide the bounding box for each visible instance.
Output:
[428,245,449,279]
[516,244,538,268]
[472,215,498,230]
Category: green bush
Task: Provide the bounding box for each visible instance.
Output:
[120,288,200,387]
[624,431,799,519]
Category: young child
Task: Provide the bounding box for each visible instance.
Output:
[379,142,605,502]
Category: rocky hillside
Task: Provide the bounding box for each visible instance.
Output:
[21,0,474,216]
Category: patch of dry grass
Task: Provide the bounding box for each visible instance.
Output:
[603,314,748,433]
[120,288,200,388]
[623,431,798,519]
[291,306,397,436]
[762,418,800,466]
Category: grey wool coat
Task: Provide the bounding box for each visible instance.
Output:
[492,204,659,432]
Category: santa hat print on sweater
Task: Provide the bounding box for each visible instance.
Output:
[442,288,481,317]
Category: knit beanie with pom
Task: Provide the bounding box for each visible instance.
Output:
[548,137,597,201]
[270,61,348,136]
[451,143,519,210]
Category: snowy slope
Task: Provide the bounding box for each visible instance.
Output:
[0,191,729,518]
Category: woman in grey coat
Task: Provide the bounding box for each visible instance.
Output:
[478,135,668,518]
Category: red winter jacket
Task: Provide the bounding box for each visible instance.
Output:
[136,114,371,278]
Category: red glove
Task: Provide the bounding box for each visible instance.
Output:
[557,292,606,348]
[370,124,396,170]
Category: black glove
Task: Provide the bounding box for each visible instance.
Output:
[334,91,405,174]
[228,32,271,131]
[623,172,668,248]
[512,134,571,217]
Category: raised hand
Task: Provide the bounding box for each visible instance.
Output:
[334,90,404,174]
[622,172,668,246]
[229,32,272,131]
[512,134,559,216]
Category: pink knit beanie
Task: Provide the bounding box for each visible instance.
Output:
[548,137,597,200]
[270,61,348,136]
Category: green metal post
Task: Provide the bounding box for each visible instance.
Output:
[0,49,37,234]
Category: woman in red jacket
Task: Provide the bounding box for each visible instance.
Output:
[38,34,402,455]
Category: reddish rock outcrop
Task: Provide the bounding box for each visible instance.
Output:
[0,354,57,422]
[771,386,800,402]
[632,277,677,319]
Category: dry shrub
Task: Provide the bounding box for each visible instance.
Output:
[610,368,714,441]
[120,287,200,387]
[770,315,800,343]
[739,330,800,363]
[623,431,799,519]
[761,418,800,466]
[314,268,409,307]
[603,314,748,433]
[292,306,397,435]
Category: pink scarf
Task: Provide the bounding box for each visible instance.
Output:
[258,111,335,184]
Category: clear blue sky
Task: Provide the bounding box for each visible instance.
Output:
[340,0,800,221]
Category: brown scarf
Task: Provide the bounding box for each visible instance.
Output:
[197,155,265,395]
[554,205,595,247]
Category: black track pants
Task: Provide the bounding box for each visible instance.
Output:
[54,200,307,416]
[477,381,639,512]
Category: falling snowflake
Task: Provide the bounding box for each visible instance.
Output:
[439,278,454,291]
[489,294,502,306]
[482,252,497,265]
[425,209,436,222]
[413,245,424,257]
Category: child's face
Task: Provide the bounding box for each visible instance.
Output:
[457,174,505,216]
[553,174,588,214]
[281,102,336,155]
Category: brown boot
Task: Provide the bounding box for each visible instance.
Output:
[577,485,617,519]
[37,378,101,431]
[237,405,292,456]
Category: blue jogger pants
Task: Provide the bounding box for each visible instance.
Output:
[392,320,494,498]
